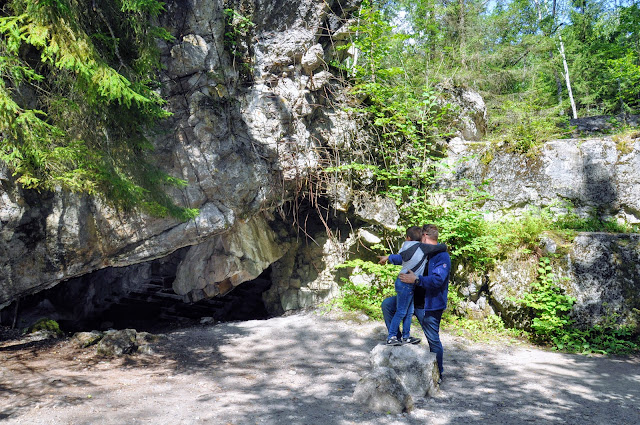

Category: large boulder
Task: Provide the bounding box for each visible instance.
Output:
[370,344,440,397]
[353,367,414,414]
[353,344,439,414]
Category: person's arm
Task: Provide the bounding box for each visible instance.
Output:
[398,257,449,289]
[388,254,402,265]
[377,254,402,265]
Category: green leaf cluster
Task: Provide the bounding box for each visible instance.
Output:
[515,257,639,354]
[0,0,196,220]
[335,259,400,319]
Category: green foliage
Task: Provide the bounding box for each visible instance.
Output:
[0,0,196,220]
[515,257,639,354]
[516,257,576,345]
[331,0,457,177]
[396,179,500,270]
[223,4,254,77]
[489,94,571,150]
[335,259,400,320]
[444,314,526,343]
[27,318,64,337]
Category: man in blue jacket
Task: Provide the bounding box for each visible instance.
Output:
[380,224,451,380]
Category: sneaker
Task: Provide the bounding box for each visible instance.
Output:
[402,336,421,345]
[386,336,402,346]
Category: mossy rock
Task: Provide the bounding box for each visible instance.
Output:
[72,331,104,348]
[26,318,64,337]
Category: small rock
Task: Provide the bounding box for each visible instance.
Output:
[72,331,104,348]
[97,329,138,356]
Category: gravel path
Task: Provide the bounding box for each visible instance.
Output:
[1,309,639,424]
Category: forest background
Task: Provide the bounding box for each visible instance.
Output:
[330,0,640,355]
[1,0,639,354]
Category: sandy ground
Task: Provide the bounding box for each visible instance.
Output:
[1,309,639,425]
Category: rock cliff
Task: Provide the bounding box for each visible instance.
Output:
[441,137,640,328]
[0,0,360,310]
[0,0,639,333]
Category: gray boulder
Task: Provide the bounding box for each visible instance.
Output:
[370,344,440,397]
[97,329,138,356]
[353,367,414,414]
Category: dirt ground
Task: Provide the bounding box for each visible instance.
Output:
[1,309,639,425]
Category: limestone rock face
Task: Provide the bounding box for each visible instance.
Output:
[455,233,640,329]
[172,215,288,302]
[442,137,640,329]
[0,0,359,308]
[440,137,640,223]
[566,233,640,327]
[265,226,353,314]
[439,86,487,141]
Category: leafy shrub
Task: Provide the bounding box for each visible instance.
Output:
[335,259,400,320]
[27,318,64,337]
[515,257,639,354]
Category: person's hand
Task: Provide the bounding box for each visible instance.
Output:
[399,270,417,284]
[377,255,389,264]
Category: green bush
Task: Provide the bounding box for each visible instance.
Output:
[335,259,400,320]
[27,318,64,337]
[515,257,639,354]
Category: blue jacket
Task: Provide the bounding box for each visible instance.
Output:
[389,250,451,311]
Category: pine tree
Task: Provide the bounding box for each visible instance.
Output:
[0,0,197,220]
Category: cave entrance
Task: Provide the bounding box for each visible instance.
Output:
[0,250,275,335]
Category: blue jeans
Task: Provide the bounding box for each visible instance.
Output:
[419,309,444,376]
[386,278,414,340]
[381,296,444,375]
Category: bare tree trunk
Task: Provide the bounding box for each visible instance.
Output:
[559,35,577,119]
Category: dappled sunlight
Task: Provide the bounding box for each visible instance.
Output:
[1,314,639,424]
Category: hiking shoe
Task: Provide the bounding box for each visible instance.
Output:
[386,336,402,346]
[402,336,421,345]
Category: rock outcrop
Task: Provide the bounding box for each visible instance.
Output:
[443,138,640,328]
[353,344,439,413]
[440,137,640,223]
[456,233,640,329]
[0,0,362,309]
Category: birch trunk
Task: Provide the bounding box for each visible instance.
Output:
[559,35,578,119]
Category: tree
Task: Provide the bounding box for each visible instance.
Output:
[0,0,197,219]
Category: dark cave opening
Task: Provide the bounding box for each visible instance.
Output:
[0,255,275,335]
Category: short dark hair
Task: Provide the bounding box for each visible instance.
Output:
[422,224,439,241]
[406,226,422,241]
